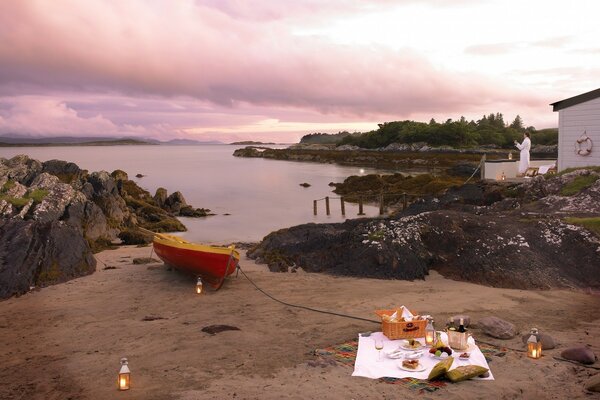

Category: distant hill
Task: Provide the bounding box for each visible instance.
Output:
[230,141,276,145]
[0,137,155,147]
[0,136,223,146]
[163,139,223,145]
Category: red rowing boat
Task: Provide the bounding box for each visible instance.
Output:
[152,233,240,290]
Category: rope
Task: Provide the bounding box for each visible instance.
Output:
[463,161,481,184]
[237,265,380,325]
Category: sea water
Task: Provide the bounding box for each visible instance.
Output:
[0,145,388,243]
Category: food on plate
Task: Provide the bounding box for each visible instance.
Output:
[459,352,471,359]
[402,359,420,370]
[429,346,453,356]
[405,339,422,348]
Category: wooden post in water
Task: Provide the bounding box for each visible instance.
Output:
[379,194,384,215]
[480,154,486,180]
[358,197,364,215]
[403,193,407,210]
[325,196,330,216]
[313,200,317,216]
[340,197,345,216]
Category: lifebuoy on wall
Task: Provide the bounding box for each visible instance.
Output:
[575,131,593,156]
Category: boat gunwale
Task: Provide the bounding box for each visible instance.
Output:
[153,234,240,259]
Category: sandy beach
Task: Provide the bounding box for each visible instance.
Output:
[1,245,599,400]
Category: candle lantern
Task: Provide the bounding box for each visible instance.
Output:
[527,328,542,359]
[196,277,203,294]
[424,318,436,347]
[118,357,131,391]
[500,171,506,181]
[508,152,513,160]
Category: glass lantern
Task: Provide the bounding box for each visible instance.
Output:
[118,358,131,391]
[196,277,203,294]
[424,318,436,347]
[527,328,542,359]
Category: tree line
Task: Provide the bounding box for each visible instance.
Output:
[300,114,558,149]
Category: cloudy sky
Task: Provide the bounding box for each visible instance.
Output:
[0,0,598,142]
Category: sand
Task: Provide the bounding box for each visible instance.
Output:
[0,245,599,400]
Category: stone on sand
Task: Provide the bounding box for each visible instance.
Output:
[478,316,517,339]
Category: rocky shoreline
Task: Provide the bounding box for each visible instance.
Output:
[0,155,210,299]
[249,168,600,290]
[233,142,557,172]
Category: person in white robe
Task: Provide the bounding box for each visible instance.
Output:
[514,132,531,175]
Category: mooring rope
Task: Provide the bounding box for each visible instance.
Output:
[237,265,380,324]
[463,161,482,185]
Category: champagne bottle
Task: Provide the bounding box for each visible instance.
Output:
[458,318,466,333]
[448,317,456,331]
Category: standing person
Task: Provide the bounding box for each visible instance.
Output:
[514,132,531,175]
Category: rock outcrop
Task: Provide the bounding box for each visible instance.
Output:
[0,155,210,299]
[249,169,600,290]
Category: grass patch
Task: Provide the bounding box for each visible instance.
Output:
[0,188,49,209]
[557,166,600,176]
[565,217,600,237]
[2,180,15,192]
[367,230,385,242]
[560,175,599,196]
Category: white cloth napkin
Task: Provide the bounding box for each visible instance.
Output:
[390,306,413,321]
[352,331,494,381]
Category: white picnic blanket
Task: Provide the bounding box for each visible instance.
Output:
[352,331,494,380]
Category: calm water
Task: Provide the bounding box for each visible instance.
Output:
[0,145,387,243]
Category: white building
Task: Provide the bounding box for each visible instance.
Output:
[551,88,600,171]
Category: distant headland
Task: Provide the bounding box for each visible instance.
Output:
[0,136,223,147]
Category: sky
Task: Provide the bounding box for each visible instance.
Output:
[0,0,598,143]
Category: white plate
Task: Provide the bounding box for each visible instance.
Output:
[398,340,423,351]
[398,362,427,372]
[384,351,404,359]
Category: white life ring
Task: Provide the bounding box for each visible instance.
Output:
[575,133,593,156]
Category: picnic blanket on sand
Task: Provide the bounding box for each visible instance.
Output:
[315,333,502,393]
[352,332,494,381]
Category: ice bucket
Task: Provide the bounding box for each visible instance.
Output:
[446,330,471,350]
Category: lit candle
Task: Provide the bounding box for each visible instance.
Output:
[527,328,542,359]
[118,358,131,391]
[424,318,435,346]
[196,277,203,294]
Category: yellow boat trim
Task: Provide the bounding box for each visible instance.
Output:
[153,233,240,259]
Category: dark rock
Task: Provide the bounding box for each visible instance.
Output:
[1,155,43,185]
[585,374,600,392]
[142,315,166,321]
[111,169,129,181]
[299,182,311,188]
[118,228,153,245]
[42,159,85,183]
[179,206,209,217]
[164,191,187,214]
[478,317,517,339]
[0,219,96,298]
[87,171,118,196]
[201,325,241,335]
[561,346,596,364]
[154,187,168,208]
[135,173,145,178]
[520,332,556,350]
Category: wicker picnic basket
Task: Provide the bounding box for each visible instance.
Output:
[374,309,427,340]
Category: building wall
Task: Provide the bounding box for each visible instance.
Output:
[557,96,600,171]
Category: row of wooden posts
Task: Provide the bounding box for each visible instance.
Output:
[313,194,409,216]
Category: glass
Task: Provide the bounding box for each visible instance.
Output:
[374,338,384,362]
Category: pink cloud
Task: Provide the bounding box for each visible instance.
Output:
[0,2,544,114]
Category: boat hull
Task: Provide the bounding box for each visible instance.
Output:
[153,234,239,289]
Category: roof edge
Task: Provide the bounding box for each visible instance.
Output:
[550,88,600,112]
